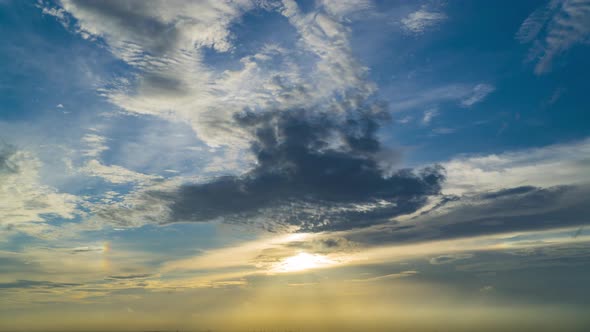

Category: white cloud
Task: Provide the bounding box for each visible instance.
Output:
[280,0,375,99]
[0,144,79,227]
[422,108,438,125]
[59,0,252,54]
[396,115,412,124]
[389,83,494,112]
[81,133,108,157]
[46,0,376,150]
[49,0,257,147]
[401,7,447,34]
[443,138,590,195]
[79,159,162,185]
[38,1,70,28]
[320,0,374,20]
[460,83,495,107]
[516,0,590,74]
[46,0,375,148]
[515,2,555,43]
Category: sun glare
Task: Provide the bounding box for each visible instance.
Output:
[271,252,336,273]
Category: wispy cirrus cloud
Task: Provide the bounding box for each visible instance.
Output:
[460,83,495,107]
[389,82,495,112]
[79,159,162,185]
[401,7,447,34]
[516,0,590,74]
[422,108,439,125]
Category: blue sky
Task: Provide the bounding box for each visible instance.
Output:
[1,1,590,331]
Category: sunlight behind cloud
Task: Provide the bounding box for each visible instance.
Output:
[2,1,590,330]
[271,252,337,273]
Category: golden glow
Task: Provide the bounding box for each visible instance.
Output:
[271,252,336,273]
[101,241,111,271]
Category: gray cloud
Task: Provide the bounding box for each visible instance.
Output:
[480,185,537,200]
[0,142,18,174]
[429,253,473,265]
[107,274,152,280]
[146,106,444,232]
[0,279,81,289]
[349,184,590,245]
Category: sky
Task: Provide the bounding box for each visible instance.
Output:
[1,0,590,331]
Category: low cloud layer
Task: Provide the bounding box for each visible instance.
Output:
[348,184,590,245]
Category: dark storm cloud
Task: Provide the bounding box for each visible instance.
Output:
[151,107,445,231]
[350,185,590,245]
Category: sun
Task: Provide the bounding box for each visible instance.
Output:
[271,252,336,273]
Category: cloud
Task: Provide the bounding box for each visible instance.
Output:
[340,138,590,246]
[389,83,494,112]
[47,0,377,150]
[81,133,108,158]
[70,246,104,253]
[107,274,152,280]
[431,127,456,135]
[0,142,79,229]
[479,285,495,293]
[515,2,555,43]
[58,0,250,54]
[320,0,374,20]
[401,7,447,34]
[38,2,70,28]
[90,76,569,235]
[352,270,418,282]
[460,83,495,107]
[143,107,444,232]
[422,108,438,125]
[347,184,590,247]
[442,138,590,195]
[0,279,81,289]
[429,253,473,265]
[279,0,376,100]
[0,143,18,173]
[90,179,175,228]
[516,0,590,74]
[79,159,162,185]
[46,0,258,147]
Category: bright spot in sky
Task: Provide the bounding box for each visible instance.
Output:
[271,252,336,273]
